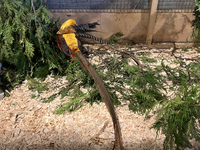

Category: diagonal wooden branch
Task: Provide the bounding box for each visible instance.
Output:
[73,50,124,150]
[171,52,200,63]
[189,71,200,80]
[109,46,144,72]
[31,0,41,39]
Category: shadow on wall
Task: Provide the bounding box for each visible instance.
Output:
[117,12,149,44]
[121,13,192,44]
[153,13,192,43]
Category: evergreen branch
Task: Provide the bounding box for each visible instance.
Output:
[12,0,27,12]
[86,45,144,72]
[0,0,65,88]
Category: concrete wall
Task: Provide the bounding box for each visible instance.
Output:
[50,10,194,43]
[153,12,194,43]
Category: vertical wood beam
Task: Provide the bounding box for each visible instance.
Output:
[146,0,159,46]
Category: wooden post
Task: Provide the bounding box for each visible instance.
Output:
[146,0,159,46]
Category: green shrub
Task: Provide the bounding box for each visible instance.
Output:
[0,0,68,88]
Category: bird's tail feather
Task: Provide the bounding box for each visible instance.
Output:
[77,32,107,44]
[73,22,100,32]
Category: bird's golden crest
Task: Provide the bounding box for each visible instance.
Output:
[57,19,76,35]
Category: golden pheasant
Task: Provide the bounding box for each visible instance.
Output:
[56,19,124,149]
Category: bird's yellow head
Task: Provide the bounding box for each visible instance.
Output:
[57,19,76,34]
[60,19,76,30]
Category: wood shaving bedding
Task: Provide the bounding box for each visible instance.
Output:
[1,45,200,150]
[0,81,165,150]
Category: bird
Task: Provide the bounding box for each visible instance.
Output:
[56,19,124,149]
[56,19,106,59]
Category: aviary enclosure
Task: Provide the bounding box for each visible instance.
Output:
[47,0,195,45]
[1,0,200,150]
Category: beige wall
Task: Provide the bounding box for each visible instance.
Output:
[50,10,194,43]
[154,12,194,43]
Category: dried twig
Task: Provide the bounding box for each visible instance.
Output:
[31,0,41,39]
[189,71,200,80]
[112,47,144,72]
[171,52,200,63]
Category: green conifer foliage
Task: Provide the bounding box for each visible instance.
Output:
[191,0,200,44]
[0,0,67,86]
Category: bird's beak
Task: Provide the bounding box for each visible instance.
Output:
[56,30,62,34]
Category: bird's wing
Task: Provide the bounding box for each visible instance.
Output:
[57,34,71,58]
[58,33,80,58]
[62,33,88,70]
[62,33,80,53]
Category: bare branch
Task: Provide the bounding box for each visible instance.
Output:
[31,0,41,39]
